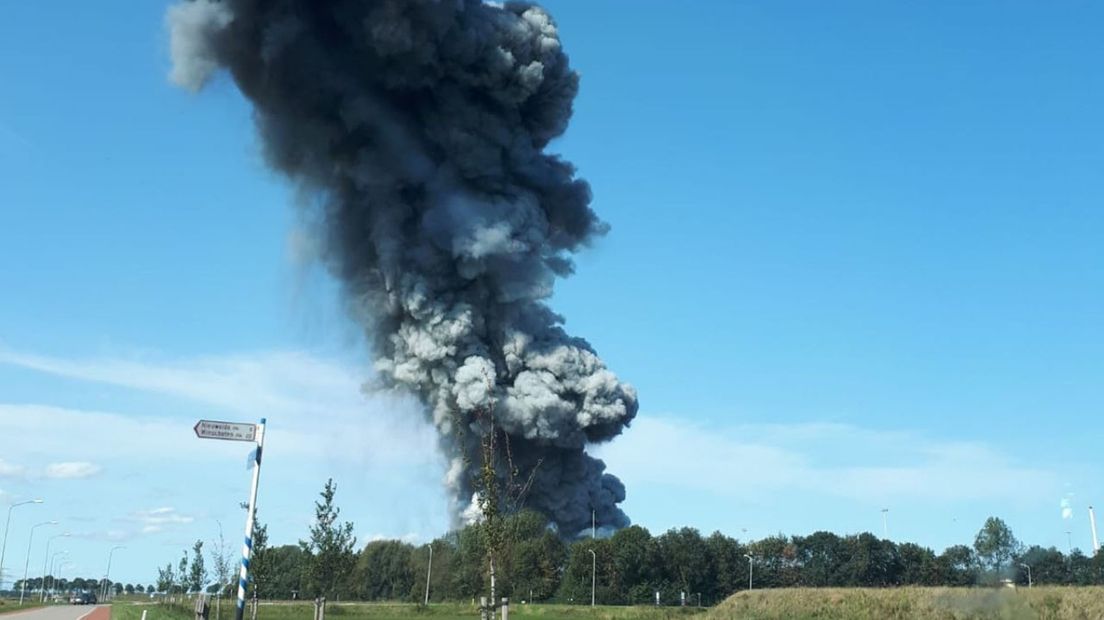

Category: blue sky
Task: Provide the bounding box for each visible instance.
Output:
[1,1,1103,587]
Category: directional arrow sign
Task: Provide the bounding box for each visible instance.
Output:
[194,420,257,442]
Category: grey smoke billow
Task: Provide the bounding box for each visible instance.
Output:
[168,0,638,536]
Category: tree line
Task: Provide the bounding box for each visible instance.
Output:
[10,576,150,596]
[154,481,1104,605]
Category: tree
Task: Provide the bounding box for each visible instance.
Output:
[974,517,1020,579]
[558,538,612,604]
[705,531,747,600]
[937,544,978,586]
[262,545,306,599]
[301,478,357,598]
[354,540,415,600]
[250,516,270,598]
[506,513,565,603]
[897,543,939,586]
[612,526,661,604]
[189,540,208,594]
[1016,546,1067,585]
[178,550,190,594]
[797,531,845,587]
[157,562,175,594]
[656,528,712,601]
[210,521,235,597]
[411,538,455,603]
[147,585,155,594]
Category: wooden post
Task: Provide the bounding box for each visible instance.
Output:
[194,594,210,620]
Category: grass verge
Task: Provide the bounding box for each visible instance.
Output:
[115,602,704,620]
[0,600,47,616]
[708,586,1104,620]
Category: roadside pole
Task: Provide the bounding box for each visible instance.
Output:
[236,419,265,620]
[193,418,265,620]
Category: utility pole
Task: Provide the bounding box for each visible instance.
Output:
[588,549,596,607]
[743,554,754,591]
[591,510,596,539]
[0,499,44,591]
[881,508,890,539]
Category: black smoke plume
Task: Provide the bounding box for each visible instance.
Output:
[168,0,638,536]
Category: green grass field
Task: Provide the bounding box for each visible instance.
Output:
[112,602,704,620]
[708,587,1104,620]
[112,588,1104,620]
[0,599,47,615]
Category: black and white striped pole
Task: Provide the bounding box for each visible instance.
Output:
[193,418,266,620]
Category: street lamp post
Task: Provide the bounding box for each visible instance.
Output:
[101,546,125,602]
[743,554,754,591]
[1020,563,1032,588]
[423,543,433,606]
[20,520,57,605]
[57,562,74,596]
[881,508,890,539]
[41,533,70,601]
[48,550,68,599]
[588,549,596,607]
[0,499,43,591]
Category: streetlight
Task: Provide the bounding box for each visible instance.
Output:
[743,554,754,591]
[588,549,596,607]
[881,508,890,539]
[48,550,69,599]
[56,561,75,596]
[41,532,70,601]
[0,499,43,591]
[101,545,124,601]
[1020,563,1032,588]
[423,543,433,606]
[20,520,57,604]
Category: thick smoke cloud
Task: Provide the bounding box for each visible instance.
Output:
[168,0,638,536]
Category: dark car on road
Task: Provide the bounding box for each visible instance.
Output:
[70,591,97,605]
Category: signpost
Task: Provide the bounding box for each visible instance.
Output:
[196,418,266,620]
[195,420,257,442]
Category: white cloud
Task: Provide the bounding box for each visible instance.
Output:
[0,348,438,469]
[130,507,196,534]
[44,462,102,479]
[0,459,26,478]
[597,417,1062,505]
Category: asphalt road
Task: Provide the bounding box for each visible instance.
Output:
[2,606,108,620]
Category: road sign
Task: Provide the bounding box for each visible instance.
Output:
[194,420,257,442]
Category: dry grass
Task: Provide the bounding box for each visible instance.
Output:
[113,602,704,620]
[708,587,1104,620]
